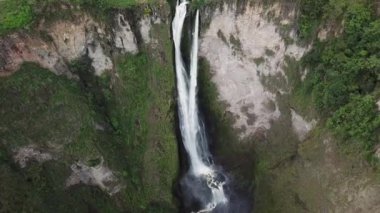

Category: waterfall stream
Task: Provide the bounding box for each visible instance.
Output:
[172,1,228,212]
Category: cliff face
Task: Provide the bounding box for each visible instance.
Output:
[199,1,380,212]
[1,0,379,212]
[0,3,179,212]
[200,2,307,138]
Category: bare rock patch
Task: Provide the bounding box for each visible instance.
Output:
[114,14,138,54]
[291,109,317,141]
[13,145,55,168]
[66,158,122,195]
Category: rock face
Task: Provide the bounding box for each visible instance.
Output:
[0,33,69,76]
[48,16,91,61]
[88,42,114,76]
[114,14,139,54]
[48,14,119,76]
[201,1,380,212]
[139,17,152,44]
[200,3,307,137]
[0,12,140,77]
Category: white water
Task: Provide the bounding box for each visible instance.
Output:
[172,1,228,211]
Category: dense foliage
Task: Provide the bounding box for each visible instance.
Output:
[301,2,380,154]
[327,95,380,148]
[0,0,34,34]
[299,0,329,39]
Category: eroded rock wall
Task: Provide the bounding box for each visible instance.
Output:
[0,11,141,77]
[200,2,307,138]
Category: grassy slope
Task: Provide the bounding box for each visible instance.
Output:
[109,51,178,211]
[0,63,120,212]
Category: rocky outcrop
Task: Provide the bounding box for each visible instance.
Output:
[48,15,94,61]
[49,14,116,76]
[0,12,141,77]
[139,17,152,44]
[66,158,122,195]
[0,33,69,77]
[114,14,138,53]
[291,109,317,141]
[88,42,113,76]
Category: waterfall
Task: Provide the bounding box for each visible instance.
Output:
[172,1,228,211]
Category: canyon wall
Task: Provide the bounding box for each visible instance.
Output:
[200,1,380,212]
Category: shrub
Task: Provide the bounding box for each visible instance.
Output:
[298,0,329,40]
[0,0,34,34]
[300,2,380,157]
[328,95,380,149]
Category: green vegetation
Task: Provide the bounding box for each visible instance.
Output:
[0,0,34,34]
[191,0,210,8]
[108,53,177,211]
[0,63,118,212]
[0,0,178,207]
[0,63,97,156]
[299,1,380,157]
[328,95,380,149]
[0,55,178,211]
[0,0,162,35]
[0,52,178,212]
[298,0,329,40]
[71,0,156,9]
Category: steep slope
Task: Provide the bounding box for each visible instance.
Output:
[198,0,380,212]
[0,2,179,212]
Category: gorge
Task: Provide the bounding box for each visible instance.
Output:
[0,0,380,212]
